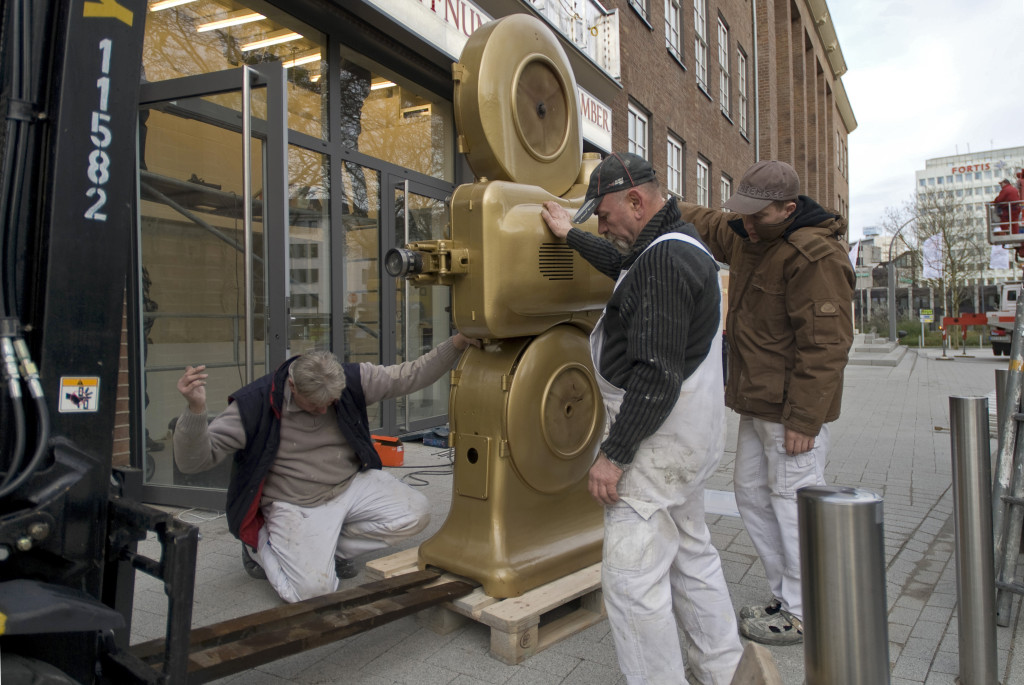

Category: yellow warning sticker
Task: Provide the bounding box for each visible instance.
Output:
[1010,360,1024,373]
[59,377,100,413]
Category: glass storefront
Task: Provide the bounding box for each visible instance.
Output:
[136,0,458,505]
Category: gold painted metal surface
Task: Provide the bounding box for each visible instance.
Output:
[449,175,611,340]
[419,326,604,598]
[453,14,582,196]
[416,15,611,598]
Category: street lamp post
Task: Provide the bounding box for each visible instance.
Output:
[887,218,915,343]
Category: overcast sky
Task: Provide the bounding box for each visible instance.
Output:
[827,0,1023,242]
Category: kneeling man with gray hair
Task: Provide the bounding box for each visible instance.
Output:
[174,333,479,603]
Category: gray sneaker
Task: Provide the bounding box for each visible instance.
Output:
[740,609,803,646]
[739,598,782,620]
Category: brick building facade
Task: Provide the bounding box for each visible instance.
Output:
[604,0,855,214]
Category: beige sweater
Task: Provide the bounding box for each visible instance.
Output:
[172,338,461,507]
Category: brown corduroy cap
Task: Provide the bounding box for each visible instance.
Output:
[723,160,800,214]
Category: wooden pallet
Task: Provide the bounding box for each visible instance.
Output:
[366,547,605,665]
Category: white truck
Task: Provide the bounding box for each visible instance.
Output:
[988,282,1022,355]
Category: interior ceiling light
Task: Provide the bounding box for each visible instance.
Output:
[196,10,265,32]
[241,29,303,51]
[370,79,397,91]
[150,0,196,10]
[282,51,321,68]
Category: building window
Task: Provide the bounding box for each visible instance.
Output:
[629,0,650,22]
[717,18,729,115]
[628,104,649,159]
[667,135,684,198]
[720,174,732,208]
[696,157,710,207]
[919,179,926,187]
[737,48,748,135]
[693,0,708,91]
[665,0,682,60]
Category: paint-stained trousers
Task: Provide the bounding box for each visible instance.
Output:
[734,416,830,621]
[256,469,430,603]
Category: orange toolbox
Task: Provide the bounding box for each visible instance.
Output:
[371,435,404,467]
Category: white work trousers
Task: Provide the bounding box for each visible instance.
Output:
[256,469,430,603]
[595,232,742,685]
[734,416,830,621]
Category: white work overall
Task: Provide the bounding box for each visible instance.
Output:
[593,233,742,685]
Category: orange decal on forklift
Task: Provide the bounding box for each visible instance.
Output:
[83,0,133,27]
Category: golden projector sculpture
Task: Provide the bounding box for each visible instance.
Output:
[386,14,612,598]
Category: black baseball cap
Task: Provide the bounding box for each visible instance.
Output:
[573,152,657,223]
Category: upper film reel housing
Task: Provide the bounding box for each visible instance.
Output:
[453,13,582,196]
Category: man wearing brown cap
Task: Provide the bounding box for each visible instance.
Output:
[541,152,742,685]
[677,160,854,646]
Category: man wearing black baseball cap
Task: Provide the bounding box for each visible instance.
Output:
[540,152,742,685]
[677,159,855,646]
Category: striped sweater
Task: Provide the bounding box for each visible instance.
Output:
[566,196,721,467]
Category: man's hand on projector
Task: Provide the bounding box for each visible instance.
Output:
[541,201,573,239]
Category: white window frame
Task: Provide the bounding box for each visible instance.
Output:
[737,48,748,135]
[629,0,650,22]
[717,18,729,115]
[693,0,708,90]
[628,104,649,160]
[667,135,684,198]
[720,174,732,209]
[696,158,710,207]
[665,0,682,60]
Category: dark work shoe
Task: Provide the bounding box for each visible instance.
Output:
[241,544,267,580]
[335,556,358,579]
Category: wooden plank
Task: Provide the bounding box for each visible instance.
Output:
[477,564,602,631]
[730,643,784,685]
[130,570,442,663]
[186,580,476,683]
[489,599,606,665]
[371,546,605,665]
[365,547,420,579]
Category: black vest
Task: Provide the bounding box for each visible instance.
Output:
[225,357,379,545]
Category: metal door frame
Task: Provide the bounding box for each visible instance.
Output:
[131,63,288,510]
[379,173,453,435]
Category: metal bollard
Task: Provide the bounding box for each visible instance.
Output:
[949,396,999,685]
[799,486,889,685]
[995,369,1007,457]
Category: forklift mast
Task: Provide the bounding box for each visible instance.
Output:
[0,1,162,682]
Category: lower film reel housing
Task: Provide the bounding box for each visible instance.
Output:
[419,325,604,598]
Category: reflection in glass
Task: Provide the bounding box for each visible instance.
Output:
[138,96,267,488]
[341,163,382,426]
[339,49,454,183]
[143,0,327,139]
[394,190,451,430]
[287,146,331,356]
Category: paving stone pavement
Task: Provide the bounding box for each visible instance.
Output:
[131,345,1024,684]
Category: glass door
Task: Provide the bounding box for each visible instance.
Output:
[136,64,288,509]
[389,180,452,434]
